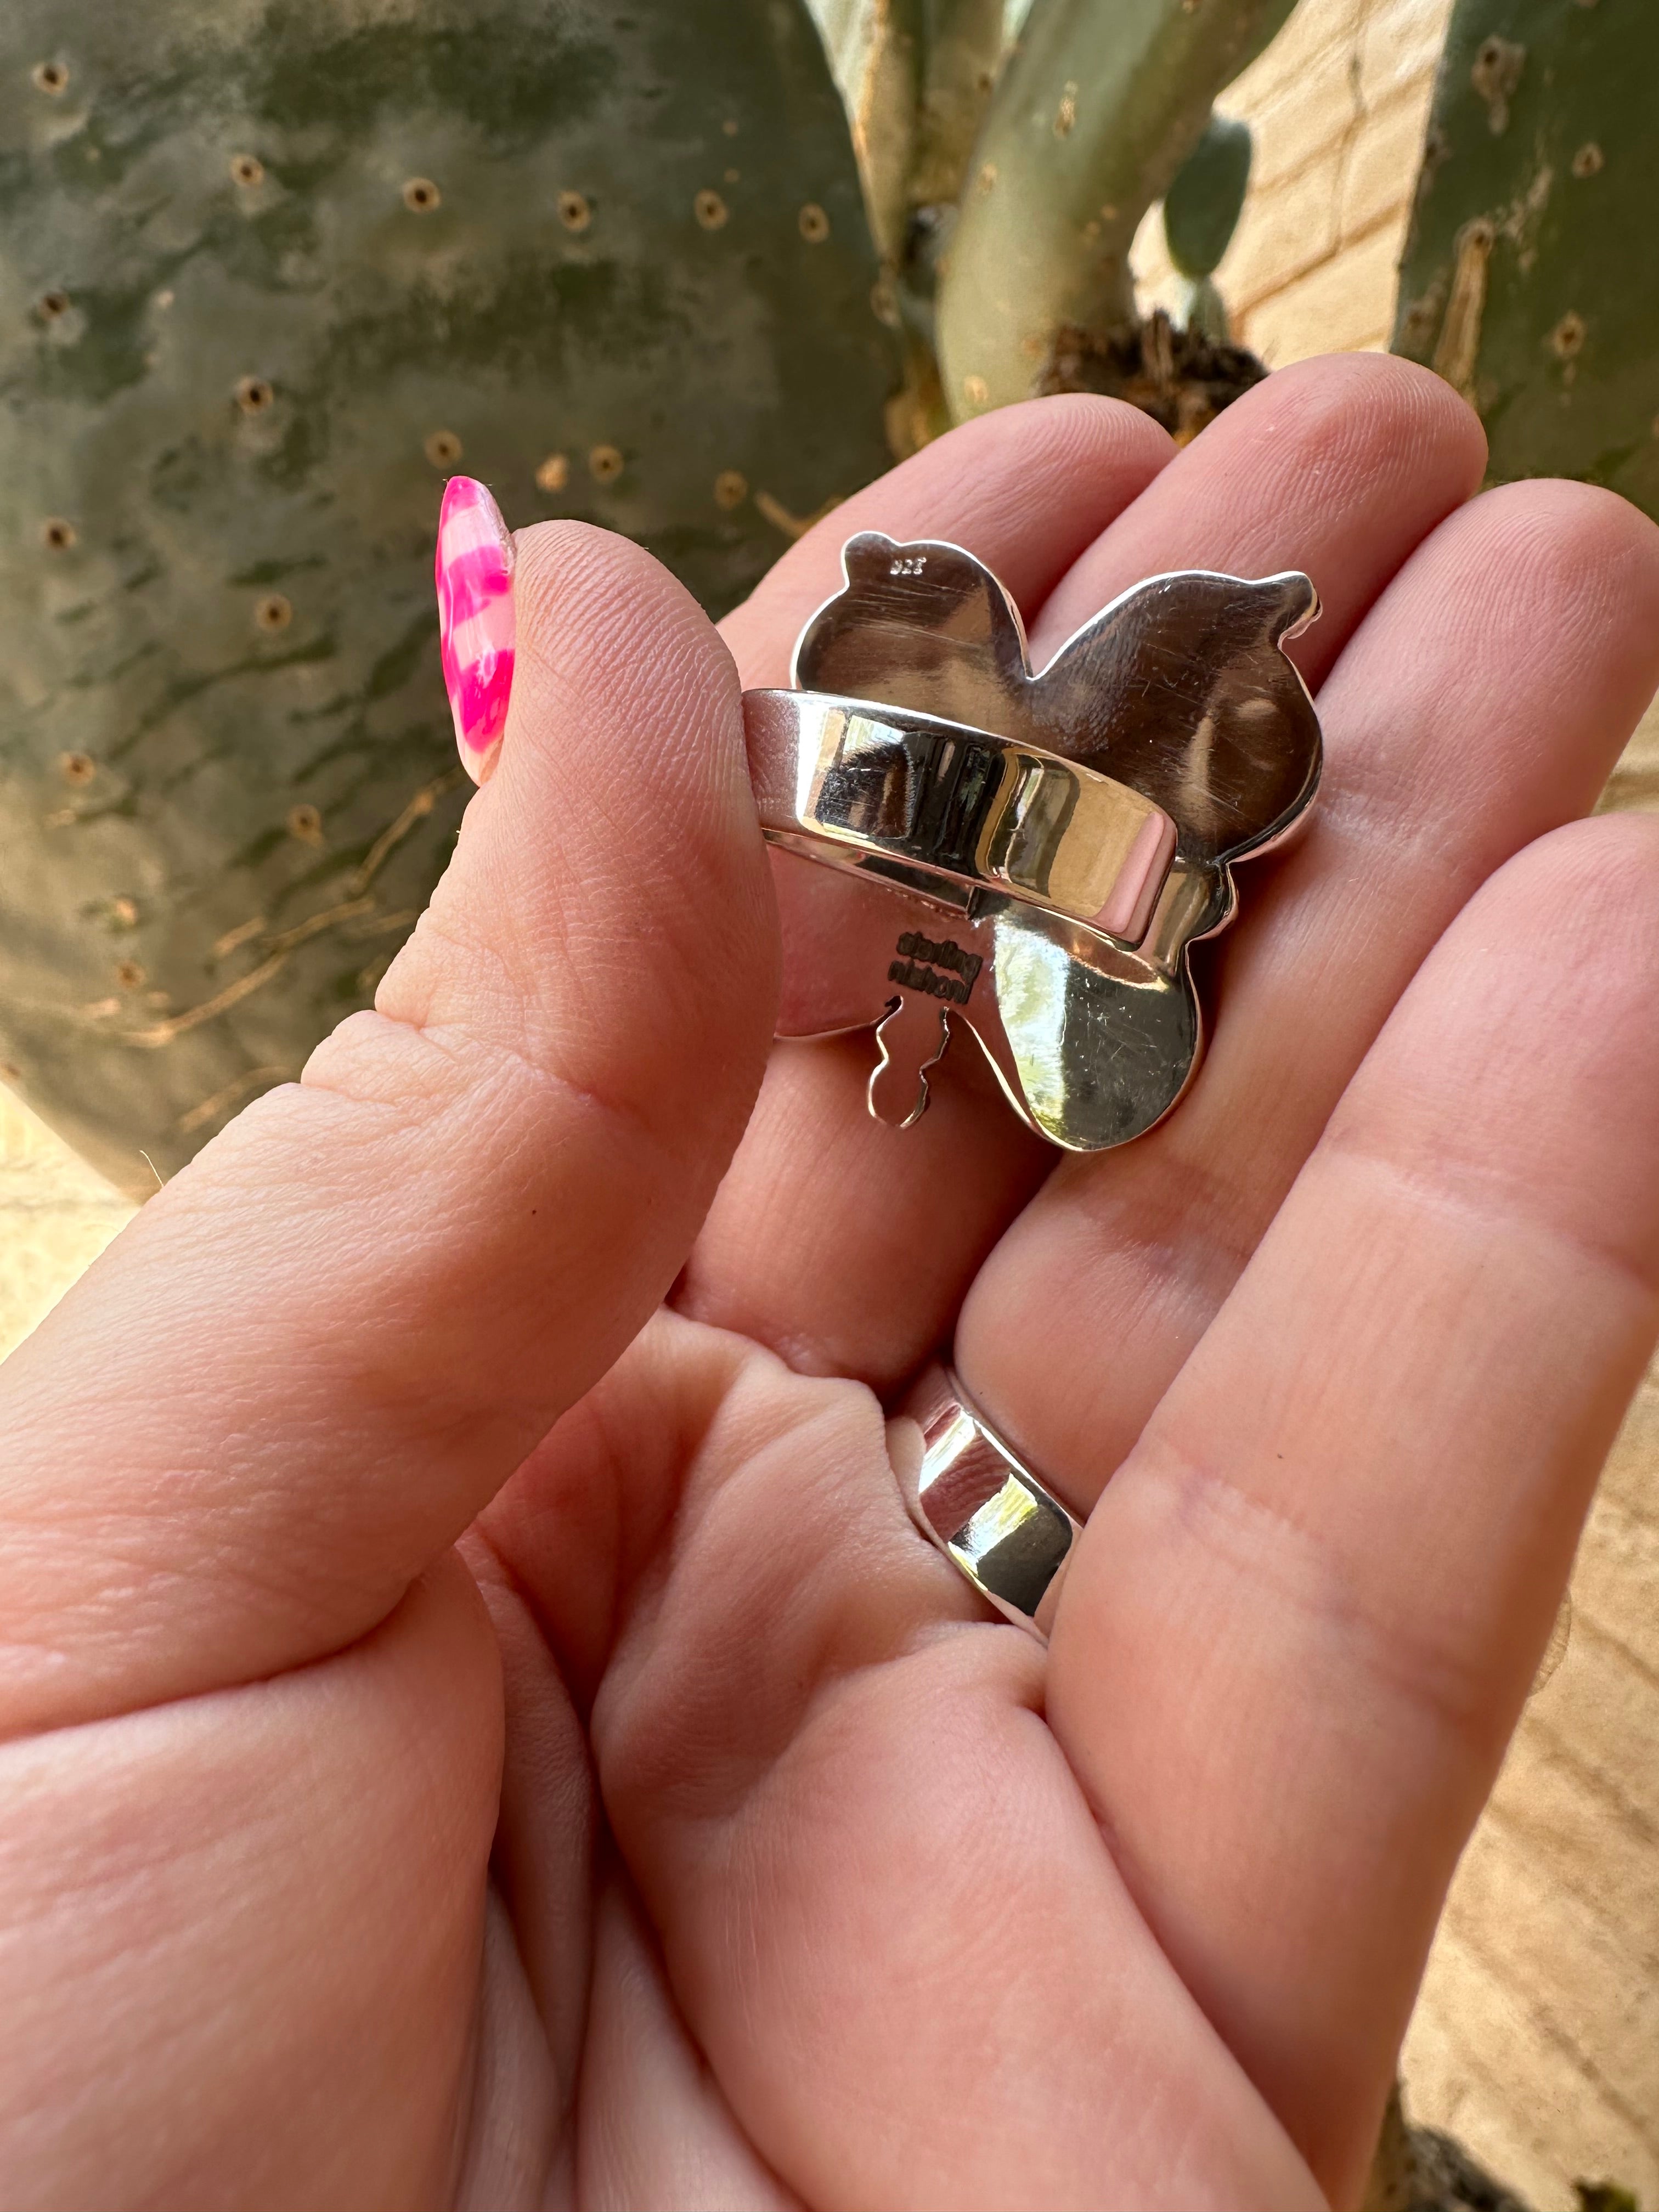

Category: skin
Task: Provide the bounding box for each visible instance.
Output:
[3,354,1658,2211]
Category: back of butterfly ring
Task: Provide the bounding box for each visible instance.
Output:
[741,532,1323,1152]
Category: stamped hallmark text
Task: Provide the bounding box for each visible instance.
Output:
[889,930,983,1007]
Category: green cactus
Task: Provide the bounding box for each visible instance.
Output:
[0,0,899,1192]
[933,0,1298,424]
[817,0,1006,266]
[1163,110,1253,342]
[810,0,1008,448]
[1392,0,1659,522]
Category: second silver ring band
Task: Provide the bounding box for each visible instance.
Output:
[890,1364,1083,1642]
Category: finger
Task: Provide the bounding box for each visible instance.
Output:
[1045,814,1659,2207]
[547,1316,1323,2211]
[682,359,1487,1387]
[577,1874,808,2212]
[0,522,777,1734]
[678,1026,1053,1383]
[959,478,1659,1504]
[0,1556,499,2208]
[1029,351,1484,684]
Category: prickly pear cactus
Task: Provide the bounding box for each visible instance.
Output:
[1393,0,1659,522]
[0,0,898,1194]
[934,0,1298,421]
[809,0,1009,450]
[1163,111,1253,340]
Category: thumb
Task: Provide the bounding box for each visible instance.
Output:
[0,504,778,1734]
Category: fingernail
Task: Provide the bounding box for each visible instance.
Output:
[436,476,516,783]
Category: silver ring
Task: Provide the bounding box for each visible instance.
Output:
[744,686,1180,938]
[741,531,1323,1154]
[889,1364,1083,1641]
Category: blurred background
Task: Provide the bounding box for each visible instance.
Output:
[2,1,1654,2203]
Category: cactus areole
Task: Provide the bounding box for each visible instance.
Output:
[1393,0,1659,523]
[0,0,898,1192]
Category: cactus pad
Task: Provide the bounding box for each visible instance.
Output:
[935,0,1297,420]
[1393,0,1659,522]
[1163,112,1253,282]
[0,0,897,1192]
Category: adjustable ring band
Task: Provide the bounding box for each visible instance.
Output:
[890,1363,1084,1641]
[743,686,1177,945]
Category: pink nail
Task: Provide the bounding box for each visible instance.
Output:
[436,476,516,783]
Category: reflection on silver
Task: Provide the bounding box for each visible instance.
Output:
[747,691,1177,938]
[890,1364,1082,1641]
[742,531,1323,1151]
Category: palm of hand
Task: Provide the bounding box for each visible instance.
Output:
[6,358,1659,2212]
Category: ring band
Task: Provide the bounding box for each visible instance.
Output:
[890,1364,1083,1641]
[744,686,1177,944]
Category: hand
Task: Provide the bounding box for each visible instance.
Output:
[5,356,1658,2212]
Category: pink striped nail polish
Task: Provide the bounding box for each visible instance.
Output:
[436,476,516,782]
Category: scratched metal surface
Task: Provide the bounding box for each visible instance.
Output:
[761,530,1320,1149]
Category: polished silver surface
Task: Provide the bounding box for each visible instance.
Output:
[741,531,1323,1152]
[746,689,1177,936]
[890,1364,1083,1641]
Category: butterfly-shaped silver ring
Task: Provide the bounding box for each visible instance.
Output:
[742,532,1323,1153]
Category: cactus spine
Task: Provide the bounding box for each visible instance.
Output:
[1393,0,1659,522]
